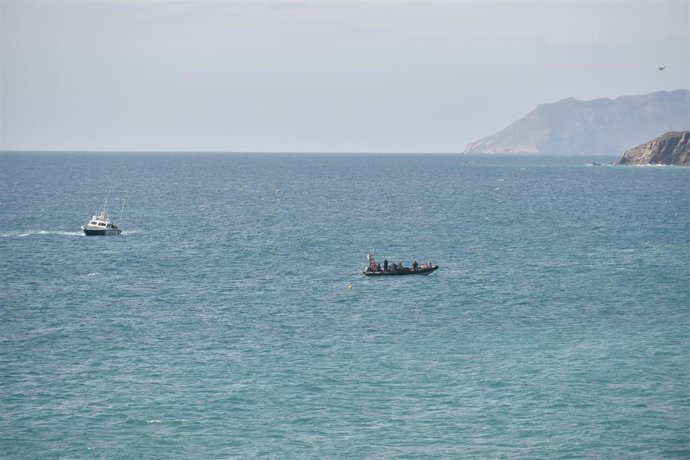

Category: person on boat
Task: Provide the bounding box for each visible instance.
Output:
[383,259,388,271]
[376,263,381,271]
[412,260,418,270]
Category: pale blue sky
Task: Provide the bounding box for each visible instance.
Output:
[1,0,688,153]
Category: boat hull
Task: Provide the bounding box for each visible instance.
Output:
[363,265,439,276]
[82,227,122,236]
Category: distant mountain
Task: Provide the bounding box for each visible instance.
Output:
[465,90,690,155]
[619,131,690,165]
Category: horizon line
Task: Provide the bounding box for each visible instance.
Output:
[0,149,620,156]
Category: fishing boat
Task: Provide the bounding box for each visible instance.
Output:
[81,193,125,236]
[363,253,439,276]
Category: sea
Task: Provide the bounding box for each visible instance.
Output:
[1,152,689,459]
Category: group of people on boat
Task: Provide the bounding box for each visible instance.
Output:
[365,254,433,273]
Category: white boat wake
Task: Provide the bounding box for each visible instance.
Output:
[3,230,83,238]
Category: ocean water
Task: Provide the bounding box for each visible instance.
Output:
[1,153,689,458]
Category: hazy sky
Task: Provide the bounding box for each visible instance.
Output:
[1,0,688,152]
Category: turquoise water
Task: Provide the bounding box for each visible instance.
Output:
[1,153,689,458]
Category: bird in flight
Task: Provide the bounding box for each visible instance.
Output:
[658,66,666,71]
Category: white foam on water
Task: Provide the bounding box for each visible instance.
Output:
[146,419,192,424]
[10,230,83,237]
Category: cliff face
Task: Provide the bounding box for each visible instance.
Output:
[465,90,690,155]
[619,131,690,165]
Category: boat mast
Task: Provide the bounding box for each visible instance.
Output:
[103,192,110,215]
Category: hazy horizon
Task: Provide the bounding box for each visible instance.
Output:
[2,0,688,153]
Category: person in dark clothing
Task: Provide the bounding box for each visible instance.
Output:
[383,259,388,271]
[412,260,418,270]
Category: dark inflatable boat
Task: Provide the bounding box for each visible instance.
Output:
[363,265,439,276]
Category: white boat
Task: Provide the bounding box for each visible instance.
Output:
[81,193,125,236]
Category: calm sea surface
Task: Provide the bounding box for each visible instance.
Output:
[1,153,689,458]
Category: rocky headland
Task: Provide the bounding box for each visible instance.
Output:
[465,90,690,155]
[619,131,690,165]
